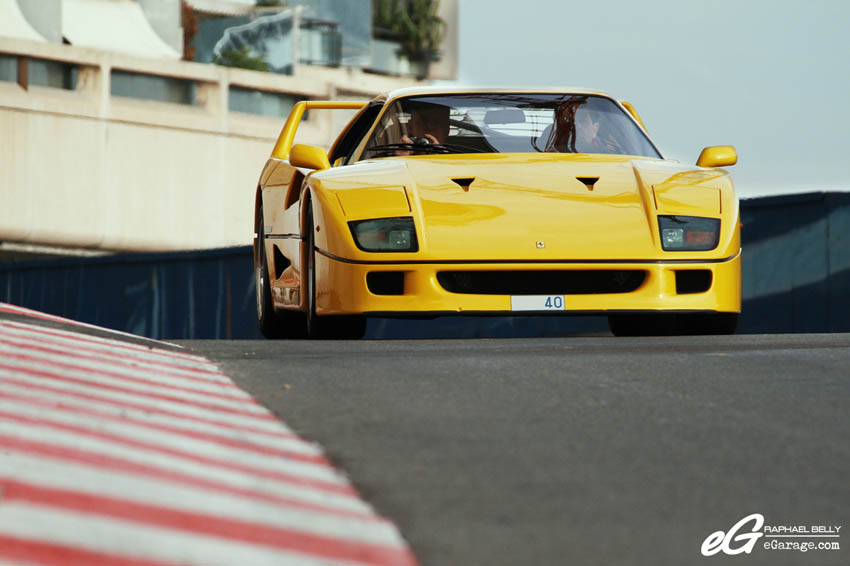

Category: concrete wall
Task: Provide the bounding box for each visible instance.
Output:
[0,37,416,253]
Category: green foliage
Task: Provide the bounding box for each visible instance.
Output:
[373,0,446,62]
[213,46,270,72]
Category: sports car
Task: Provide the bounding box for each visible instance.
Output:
[254,87,741,338]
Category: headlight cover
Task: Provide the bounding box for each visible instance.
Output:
[349,217,418,252]
[658,215,720,251]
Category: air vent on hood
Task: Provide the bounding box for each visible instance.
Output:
[576,176,599,191]
[452,177,475,191]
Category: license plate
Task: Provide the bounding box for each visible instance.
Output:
[510,295,566,311]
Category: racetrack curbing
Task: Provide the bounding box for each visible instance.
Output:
[0,304,418,566]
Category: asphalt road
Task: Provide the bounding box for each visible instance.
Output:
[182,334,850,566]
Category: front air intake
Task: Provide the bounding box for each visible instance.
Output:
[367,272,405,295]
[437,270,646,295]
[675,270,712,294]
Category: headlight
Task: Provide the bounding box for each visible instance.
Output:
[658,215,720,251]
[349,217,418,252]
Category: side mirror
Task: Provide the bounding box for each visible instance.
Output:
[697,145,737,168]
[289,144,330,171]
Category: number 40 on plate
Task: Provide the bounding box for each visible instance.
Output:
[510,295,566,311]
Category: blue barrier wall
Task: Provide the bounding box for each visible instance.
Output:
[0,247,262,340]
[1,192,848,338]
[740,192,850,333]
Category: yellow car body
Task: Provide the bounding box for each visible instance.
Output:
[254,87,741,338]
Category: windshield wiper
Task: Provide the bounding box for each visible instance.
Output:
[364,142,486,157]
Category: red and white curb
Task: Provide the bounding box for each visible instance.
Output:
[0,308,418,565]
[0,302,182,348]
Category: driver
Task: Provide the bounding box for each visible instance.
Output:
[401,101,450,147]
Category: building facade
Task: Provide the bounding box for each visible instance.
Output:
[0,0,456,258]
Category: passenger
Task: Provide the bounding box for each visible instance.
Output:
[537,98,616,154]
[573,110,611,153]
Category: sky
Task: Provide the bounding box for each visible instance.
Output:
[453,0,850,198]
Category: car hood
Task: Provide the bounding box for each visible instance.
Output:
[318,153,735,261]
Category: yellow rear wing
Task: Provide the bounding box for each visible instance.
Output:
[271,100,367,160]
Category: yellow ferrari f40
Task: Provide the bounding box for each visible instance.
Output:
[254,87,741,338]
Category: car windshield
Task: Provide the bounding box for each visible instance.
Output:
[361,93,662,158]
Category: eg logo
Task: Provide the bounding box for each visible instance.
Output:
[701,513,765,556]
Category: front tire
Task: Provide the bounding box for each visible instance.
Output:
[305,200,366,340]
[256,230,283,338]
[608,312,739,336]
[256,205,306,339]
[607,313,677,337]
[677,313,739,335]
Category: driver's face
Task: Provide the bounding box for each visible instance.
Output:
[409,108,450,142]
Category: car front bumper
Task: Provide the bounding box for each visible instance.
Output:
[314,250,742,316]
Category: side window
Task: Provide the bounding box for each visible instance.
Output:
[329,103,383,166]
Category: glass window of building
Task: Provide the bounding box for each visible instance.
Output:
[111,70,197,105]
[229,86,299,118]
